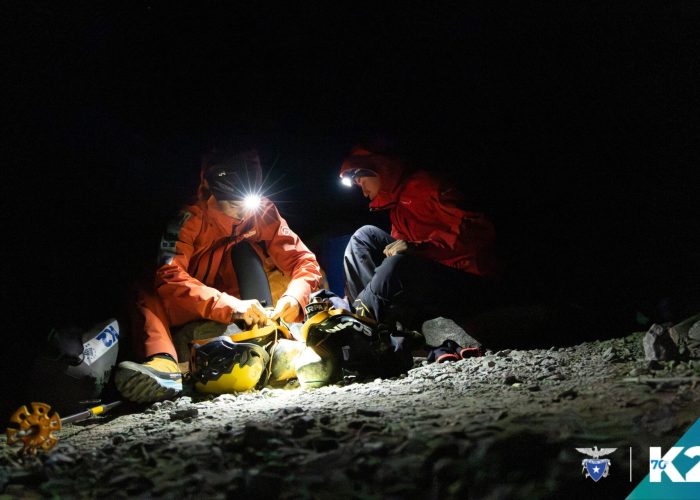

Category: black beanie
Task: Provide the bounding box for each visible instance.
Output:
[203,149,262,201]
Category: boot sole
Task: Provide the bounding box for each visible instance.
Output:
[115,362,182,403]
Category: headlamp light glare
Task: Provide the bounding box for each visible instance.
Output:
[243,194,262,211]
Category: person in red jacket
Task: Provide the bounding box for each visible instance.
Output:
[116,148,323,402]
[339,147,500,351]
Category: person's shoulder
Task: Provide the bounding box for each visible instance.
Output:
[402,170,441,194]
[176,200,205,223]
[258,197,280,216]
[160,201,204,244]
[252,197,283,226]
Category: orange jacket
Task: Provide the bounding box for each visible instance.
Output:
[155,195,322,325]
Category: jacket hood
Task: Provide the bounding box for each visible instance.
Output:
[339,147,407,210]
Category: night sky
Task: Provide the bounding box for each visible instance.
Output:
[2,3,699,400]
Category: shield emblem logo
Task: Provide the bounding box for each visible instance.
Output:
[584,459,609,482]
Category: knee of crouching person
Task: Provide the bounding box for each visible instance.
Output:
[352,225,381,241]
[375,254,411,282]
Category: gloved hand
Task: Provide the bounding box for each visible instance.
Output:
[231,298,268,327]
[383,239,413,257]
[271,295,301,323]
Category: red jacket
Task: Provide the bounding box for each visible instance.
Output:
[155,195,323,324]
[340,149,499,277]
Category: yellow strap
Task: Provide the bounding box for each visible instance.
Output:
[190,323,291,346]
[328,308,377,326]
[228,324,276,342]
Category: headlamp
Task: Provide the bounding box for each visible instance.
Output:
[243,193,262,211]
[340,168,376,188]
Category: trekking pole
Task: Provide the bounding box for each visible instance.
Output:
[6,401,122,455]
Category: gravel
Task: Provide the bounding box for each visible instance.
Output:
[2,330,699,499]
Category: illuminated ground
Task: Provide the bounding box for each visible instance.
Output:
[2,331,699,499]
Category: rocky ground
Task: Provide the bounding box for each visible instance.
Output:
[2,329,700,499]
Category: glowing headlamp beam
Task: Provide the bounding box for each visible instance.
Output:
[243,193,262,211]
[341,176,353,187]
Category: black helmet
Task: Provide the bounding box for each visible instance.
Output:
[300,310,381,377]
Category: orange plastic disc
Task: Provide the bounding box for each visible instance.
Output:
[6,402,61,454]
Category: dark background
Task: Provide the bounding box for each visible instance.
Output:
[2,2,698,408]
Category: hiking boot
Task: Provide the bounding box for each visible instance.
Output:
[427,340,462,363]
[458,346,483,359]
[352,298,377,322]
[427,340,484,363]
[115,355,182,403]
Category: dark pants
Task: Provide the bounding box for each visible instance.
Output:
[344,225,494,331]
[231,240,273,307]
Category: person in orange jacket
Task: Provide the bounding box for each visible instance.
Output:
[116,148,323,402]
[339,146,501,353]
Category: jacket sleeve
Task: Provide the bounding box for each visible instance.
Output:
[407,210,462,261]
[255,202,323,311]
[154,207,240,324]
[398,182,476,261]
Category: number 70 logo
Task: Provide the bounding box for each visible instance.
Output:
[650,446,700,482]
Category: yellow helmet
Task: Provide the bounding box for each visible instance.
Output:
[294,344,337,388]
[190,337,270,394]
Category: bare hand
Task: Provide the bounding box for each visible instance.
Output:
[231,298,268,327]
[383,239,411,257]
[271,296,301,323]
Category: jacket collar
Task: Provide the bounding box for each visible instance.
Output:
[204,196,248,232]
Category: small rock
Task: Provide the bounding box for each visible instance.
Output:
[644,323,679,361]
[312,437,339,452]
[556,388,578,400]
[170,408,199,421]
[214,394,238,402]
[44,452,75,467]
[648,360,664,371]
[319,425,343,437]
[242,423,281,448]
[291,415,315,437]
[357,408,382,417]
[275,406,304,418]
[348,420,366,429]
[421,317,481,348]
[112,434,127,445]
[108,472,153,491]
[362,441,386,454]
[4,485,29,497]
